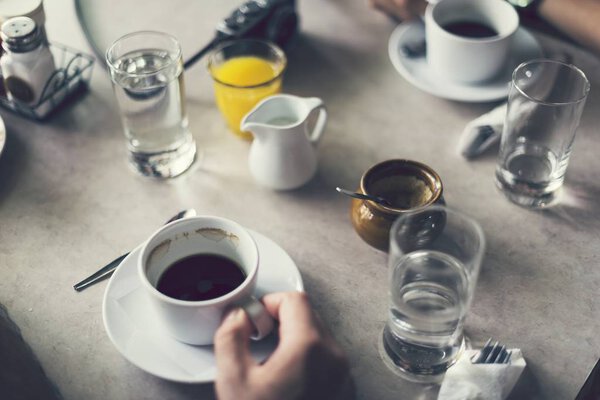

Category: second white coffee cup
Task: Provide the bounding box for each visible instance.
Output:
[425,0,519,84]
[138,216,274,345]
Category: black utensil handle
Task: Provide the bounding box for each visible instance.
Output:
[576,358,600,400]
[183,38,219,70]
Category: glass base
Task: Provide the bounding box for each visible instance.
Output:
[128,136,196,178]
[495,175,562,208]
[378,325,466,384]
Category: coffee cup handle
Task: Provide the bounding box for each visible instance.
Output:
[238,296,275,341]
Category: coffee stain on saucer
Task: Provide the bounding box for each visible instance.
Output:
[196,228,239,247]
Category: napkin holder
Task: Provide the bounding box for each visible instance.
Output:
[0,43,94,120]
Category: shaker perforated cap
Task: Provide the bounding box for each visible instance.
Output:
[1,16,42,53]
[0,0,45,27]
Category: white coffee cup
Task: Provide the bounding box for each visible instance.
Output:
[138,216,274,345]
[425,0,519,84]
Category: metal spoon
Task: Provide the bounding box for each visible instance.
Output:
[73,209,197,292]
[335,187,392,206]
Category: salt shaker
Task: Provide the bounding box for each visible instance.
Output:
[0,0,49,98]
[0,0,48,41]
[0,16,55,106]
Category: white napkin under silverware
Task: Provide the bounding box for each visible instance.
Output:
[458,103,506,159]
[437,349,526,400]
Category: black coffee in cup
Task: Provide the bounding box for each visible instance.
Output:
[442,21,498,38]
[157,254,246,301]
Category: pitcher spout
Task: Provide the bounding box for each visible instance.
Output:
[240,120,270,141]
[241,94,296,139]
[241,94,326,140]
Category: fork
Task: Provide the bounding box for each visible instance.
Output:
[471,338,512,364]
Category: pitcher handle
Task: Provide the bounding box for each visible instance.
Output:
[307,104,327,145]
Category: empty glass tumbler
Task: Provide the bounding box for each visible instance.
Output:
[106,31,196,178]
[380,205,485,383]
[496,59,590,207]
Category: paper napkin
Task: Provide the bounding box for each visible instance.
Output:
[437,349,526,400]
[458,103,506,159]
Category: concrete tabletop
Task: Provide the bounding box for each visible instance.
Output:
[0,0,599,399]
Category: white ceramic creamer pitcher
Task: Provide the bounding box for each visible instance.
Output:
[241,94,327,190]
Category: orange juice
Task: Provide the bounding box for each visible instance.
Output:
[210,56,284,140]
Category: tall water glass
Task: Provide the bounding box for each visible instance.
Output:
[496,60,590,207]
[106,31,196,178]
[380,205,485,383]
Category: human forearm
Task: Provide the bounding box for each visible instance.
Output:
[538,0,600,54]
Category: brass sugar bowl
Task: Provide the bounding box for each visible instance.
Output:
[350,159,444,252]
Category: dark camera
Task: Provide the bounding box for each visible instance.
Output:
[182,0,299,69]
[216,0,299,48]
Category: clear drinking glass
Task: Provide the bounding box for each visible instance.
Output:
[207,39,286,140]
[106,31,196,178]
[380,205,485,383]
[495,59,590,207]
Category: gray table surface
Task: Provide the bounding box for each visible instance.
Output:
[1,0,599,399]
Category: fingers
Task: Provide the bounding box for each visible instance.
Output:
[262,292,322,341]
[214,308,255,384]
[259,292,351,399]
[369,0,406,20]
[261,292,330,369]
[368,0,425,21]
[410,0,427,17]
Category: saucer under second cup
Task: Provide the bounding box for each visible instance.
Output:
[388,21,543,102]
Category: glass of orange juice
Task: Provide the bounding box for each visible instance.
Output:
[208,39,287,140]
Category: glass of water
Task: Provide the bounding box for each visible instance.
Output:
[380,205,485,383]
[106,31,196,178]
[495,59,590,207]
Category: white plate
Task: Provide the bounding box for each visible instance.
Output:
[388,22,544,102]
[0,115,5,158]
[102,229,304,383]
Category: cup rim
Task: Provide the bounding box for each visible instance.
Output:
[359,159,444,214]
[105,30,182,77]
[138,215,259,307]
[426,0,519,44]
[512,59,591,106]
[207,39,287,89]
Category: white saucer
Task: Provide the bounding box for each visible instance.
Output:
[388,22,543,102]
[102,229,304,383]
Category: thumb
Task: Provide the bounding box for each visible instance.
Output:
[214,308,255,384]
